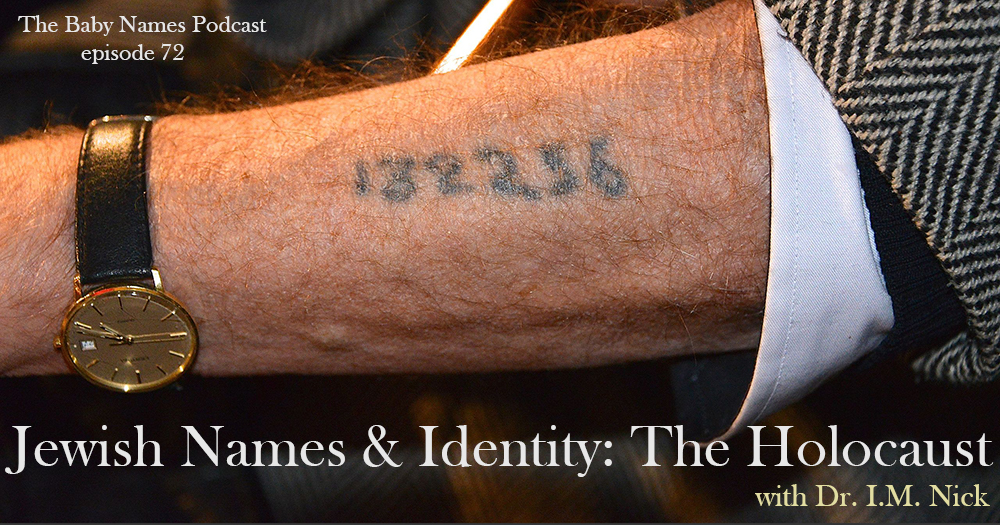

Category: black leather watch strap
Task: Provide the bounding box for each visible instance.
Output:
[76,116,156,287]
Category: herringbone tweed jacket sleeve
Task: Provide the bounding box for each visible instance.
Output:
[762,0,1000,383]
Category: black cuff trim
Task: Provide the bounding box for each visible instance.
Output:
[854,137,966,368]
[668,350,756,441]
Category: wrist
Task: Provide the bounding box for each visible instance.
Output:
[0,129,81,374]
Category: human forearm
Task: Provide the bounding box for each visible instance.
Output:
[0,0,768,376]
[0,130,79,374]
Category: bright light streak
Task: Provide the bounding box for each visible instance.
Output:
[432,0,518,74]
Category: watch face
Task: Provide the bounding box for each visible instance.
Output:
[59,285,197,392]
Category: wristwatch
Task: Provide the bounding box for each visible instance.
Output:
[54,116,197,392]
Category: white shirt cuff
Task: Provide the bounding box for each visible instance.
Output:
[718,1,896,439]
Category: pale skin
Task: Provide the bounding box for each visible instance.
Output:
[0,0,769,376]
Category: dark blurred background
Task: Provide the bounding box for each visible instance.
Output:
[1,0,999,521]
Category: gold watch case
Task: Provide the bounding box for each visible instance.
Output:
[55,274,197,393]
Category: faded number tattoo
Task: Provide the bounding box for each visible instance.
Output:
[352,136,628,203]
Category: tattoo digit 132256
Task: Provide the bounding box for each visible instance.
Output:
[352,136,628,203]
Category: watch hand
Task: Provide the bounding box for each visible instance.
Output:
[111,337,186,345]
[131,332,188,340]
[75,328,125,340]
[99,323,127,338]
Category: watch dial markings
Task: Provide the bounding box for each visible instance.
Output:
[63,288,196,391]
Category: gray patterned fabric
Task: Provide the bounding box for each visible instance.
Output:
[763,0,1000,383]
